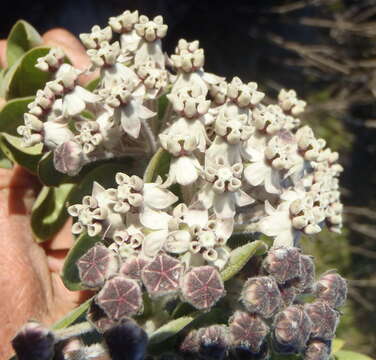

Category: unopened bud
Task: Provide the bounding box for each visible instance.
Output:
[11,321,55,360]
[181,266,225,310]
[241,276,282,318]
[77,244,119,288]
[273,305,312,354]
[315,271,347,309]
[120,256,149,281]
[263,246,302,284]
[296,255,316,293]
[229,311,269,354]
[97,275,143,320]
[87,301,117,333]
[141,253,183,297]
[304,339,331,360]
[197,325,229,360]
[180,330,199,358]
[53,141,84,176]
[103,319,148,360]
[305,301,339,341]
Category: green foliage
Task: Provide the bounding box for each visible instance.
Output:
[143,147,171,183]
[335,351,374,360]
[221,240,268,281]
[62,232,102,291]
[1,47,52,99]
[31,183,75,243]
[6,20,43,68]
[37,151,69,186]
[0,133,42,173]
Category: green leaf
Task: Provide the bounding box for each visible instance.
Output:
[52,297,93,330]
[148,315,196,346]
[143,148,171,183]
[85,76,100,91]
[7,20,43,67]
[3,47,52,100]
[332,339,346,354]
[0,133,42,173]
[0,96,34,135]
[62,232,102,291]
[220,240,268,281]
[335,350,374,360]
[31,183,75,242]
[37,151,69,186]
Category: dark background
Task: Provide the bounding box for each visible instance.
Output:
[1,0,376,356]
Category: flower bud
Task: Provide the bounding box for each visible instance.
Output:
[53,140,84,176]
[77,243,119,288]
[180,330,199,359]
[315,271,347,309]
[304,301,339,341]
[11,321,55,360]
[197,325,229,360]
[296,255,316,293]
[120,256,149,281]
[230,341,269,360]
[229,311,269,354]
[263,246,302,284]
[141,253,183,297]
[87,301,117,333]
[97,275,143,320]
[273,305,312,354]
[304,339,331,360]
[181,266,225,310]
[278,281,298,307]
[103,319,148,360]
[241,276,282,318]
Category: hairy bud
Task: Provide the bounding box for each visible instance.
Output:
[53,140,84,176]
[103,319,148,360]
[229,311,269,354]
[181,266,225,310]
[141,253,183,297]
[197,325,229,360]
[87,301,117,333]
[120,256,149,281]
[273,305,312,354]
[304,339,331,360]
[97,275,143,320]
[77,244,119,288]
[11,321,55,360]
[180,330,199,359]
[263,246,302,284]
[315,271,347,309]
[305,301,339,341]
[296,254,316,293]
[241,276,282,318]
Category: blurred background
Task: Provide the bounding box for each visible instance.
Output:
[1,0,376,356]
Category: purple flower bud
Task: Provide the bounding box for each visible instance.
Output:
[273,305,312,354]
[229,311,269,354]
[296,255,316,293]
[180,330,199,359]
[181,266,225,310]
[103,319,148,360]
[87,301,118,333]
[96,275,143,320]
[141,253,183,297]
[77,244,119,288]
[11,321,55,360]
[120,256,149,281]
[263,247,302,284]
[231,341,269,360]
[241,276,282,318]
[304,301,339,341]
[315,271,347,309]
[53,140,84,176]
[278,281,298,307]
[197,325,229,360]
[304,339,331,360]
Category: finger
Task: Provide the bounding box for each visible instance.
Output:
[0,39,7,68]
[42,28,98,84]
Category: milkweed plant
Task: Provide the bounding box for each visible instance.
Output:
[0,9,367,360]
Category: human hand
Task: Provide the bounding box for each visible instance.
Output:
[0,29,95,359]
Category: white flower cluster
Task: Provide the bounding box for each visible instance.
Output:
[19,9,343,251]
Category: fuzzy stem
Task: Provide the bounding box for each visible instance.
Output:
[54,321,95,342]
[142,119,158,154]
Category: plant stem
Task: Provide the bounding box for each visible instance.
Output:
[54,321,95,342]
[142,119,158,154]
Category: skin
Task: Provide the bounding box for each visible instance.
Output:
[0,29,96,359]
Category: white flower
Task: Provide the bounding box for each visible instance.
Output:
[53,140,85,176]
[35,48,65,72]
[43,121,75,149]
[135,61,169,99]
[196,157,254,218]
[278,88,306,116]
[227,77,264,108]
[74,120,103,154]
[295,126,326,161]
[79,25,112,49]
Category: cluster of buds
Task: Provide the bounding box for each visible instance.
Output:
[12,8,348,360]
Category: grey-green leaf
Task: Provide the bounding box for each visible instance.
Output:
[0,133,42,173]
[143,148,171,183]
[220,240,268,281]
[148,315,196,346]
[7,20,43,67]
[62,232,102,291]
[3,46,52,100]
[0,96,34,135]
[335,351,373,360]
[31,183,75,243]
[37,151,69,187]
